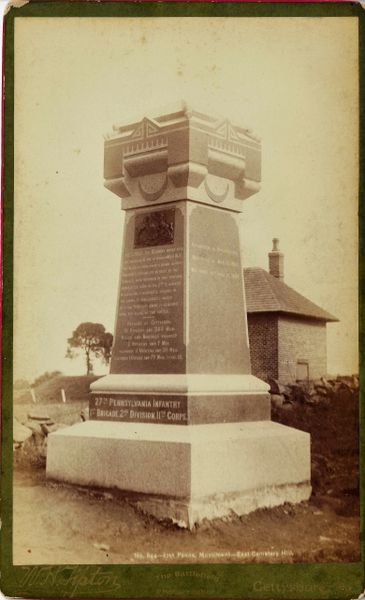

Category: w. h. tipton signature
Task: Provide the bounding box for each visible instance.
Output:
[19,565,121,597]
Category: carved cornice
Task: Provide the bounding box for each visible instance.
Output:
[104,104,261,212]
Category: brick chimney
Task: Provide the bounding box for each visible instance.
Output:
[269,238,284,280]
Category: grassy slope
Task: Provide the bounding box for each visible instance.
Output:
[14,375,101,404]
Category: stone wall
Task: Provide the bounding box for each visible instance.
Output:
[278,316,327,383]
[247,313,278,380]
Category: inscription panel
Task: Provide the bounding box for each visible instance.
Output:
[110,206,185,374]
[90,394,188,425]
[188,204,251,373]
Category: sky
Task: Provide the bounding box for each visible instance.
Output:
[13,16,358,382]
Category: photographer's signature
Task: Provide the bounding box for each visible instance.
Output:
[19,565,121,597]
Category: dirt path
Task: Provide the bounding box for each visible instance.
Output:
[13,469,359,565]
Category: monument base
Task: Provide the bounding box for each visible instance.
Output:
[46,420,311,528]
[131,482,311,529]
[89,373,271,424]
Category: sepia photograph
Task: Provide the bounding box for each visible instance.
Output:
[3,3,362,598]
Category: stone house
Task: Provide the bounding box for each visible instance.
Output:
[244,239,338,383]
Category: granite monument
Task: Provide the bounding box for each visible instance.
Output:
[47,103,311,528]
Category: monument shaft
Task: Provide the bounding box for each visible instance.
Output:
[110,203,250,376]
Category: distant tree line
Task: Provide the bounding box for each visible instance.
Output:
[31,371,63,388]
[13,378,31,390]
[14,371,63,390]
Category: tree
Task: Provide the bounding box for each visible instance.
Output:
[66,322,113,375]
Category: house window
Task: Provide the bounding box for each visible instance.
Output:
[296,360,309,381]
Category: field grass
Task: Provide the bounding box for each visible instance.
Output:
[13,374,100,426]
[14,400,89,427]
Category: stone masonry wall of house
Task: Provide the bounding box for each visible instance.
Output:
[247,313,278,380]
[278,316,327,383]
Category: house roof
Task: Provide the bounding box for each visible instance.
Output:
[243,268,338,322]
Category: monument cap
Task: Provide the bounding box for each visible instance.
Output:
[104,103,262,212]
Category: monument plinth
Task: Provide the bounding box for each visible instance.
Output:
[47,104,311,527]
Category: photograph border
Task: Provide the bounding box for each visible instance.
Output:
[1,2,364,598]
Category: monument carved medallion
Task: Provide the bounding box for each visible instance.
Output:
[134,208,175,248]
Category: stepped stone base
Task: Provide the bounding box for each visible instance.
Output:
[46,420,311,527]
